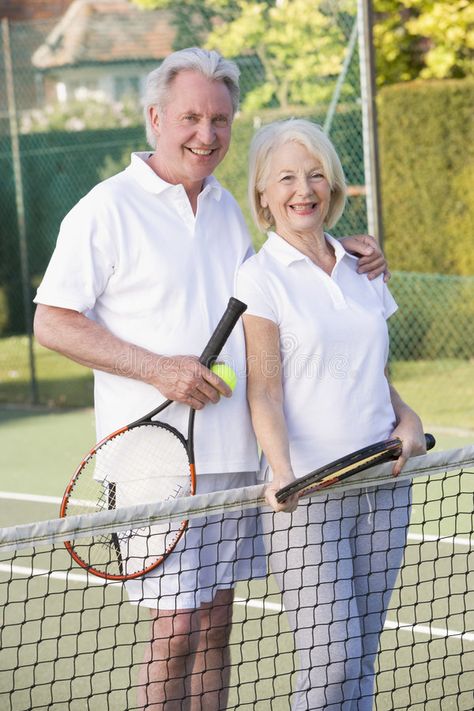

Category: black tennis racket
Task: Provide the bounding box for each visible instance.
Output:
[276,433,436,503]
[60,297,247,581]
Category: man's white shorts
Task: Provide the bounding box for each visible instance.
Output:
[124,472,266,610]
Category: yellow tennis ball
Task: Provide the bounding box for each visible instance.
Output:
[211,362,237,391]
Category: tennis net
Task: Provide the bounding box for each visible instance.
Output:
[1,446,473,710]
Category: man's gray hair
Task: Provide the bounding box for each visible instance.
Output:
[143,47,240,148]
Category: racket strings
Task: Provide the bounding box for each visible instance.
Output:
[63,423,193,578]
[95,424,190,489]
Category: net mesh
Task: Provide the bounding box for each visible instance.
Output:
[1,447,473,710]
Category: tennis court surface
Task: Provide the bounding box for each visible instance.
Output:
[0,446,473,710]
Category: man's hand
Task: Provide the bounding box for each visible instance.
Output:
[149,355,232,409]
[34,305,232,409]
[339,234,390,282]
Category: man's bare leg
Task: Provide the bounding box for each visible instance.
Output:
[188,589,234,711]
[137,607,195,711]
[137,590,234,711]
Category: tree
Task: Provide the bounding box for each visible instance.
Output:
[406,0,474,79]
[374,0,474,85]
[133,1,352,110]
[133,0,474,90]
[134,0,241,50]
[373,1,422,85]
[207,1,350,110]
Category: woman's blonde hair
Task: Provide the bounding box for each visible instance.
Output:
[248,119,347,232]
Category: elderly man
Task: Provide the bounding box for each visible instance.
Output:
[34,48,387,711]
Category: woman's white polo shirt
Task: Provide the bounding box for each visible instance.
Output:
[236,231,398,475]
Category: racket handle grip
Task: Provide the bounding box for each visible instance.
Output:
[394,433,436,455]
[199,297,247,368]
[425,433,436,451]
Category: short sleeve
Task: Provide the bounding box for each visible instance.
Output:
[235,260,278,323]
[34,194,116,313]
[382,282,398,320]
[367,274,398,321]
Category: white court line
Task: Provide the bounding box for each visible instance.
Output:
[0,491,96,508]
[408,532,473,548]
[1,563,473,644]
[382,619,473,643]
[0,491,63,505]
[427,424,474,439]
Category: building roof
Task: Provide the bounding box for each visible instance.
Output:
[0,1,73,23]
[32,0,176,69]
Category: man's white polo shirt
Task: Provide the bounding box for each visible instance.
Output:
[236,231,398,475]
[35,153,258,475]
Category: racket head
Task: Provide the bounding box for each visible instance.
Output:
[276,433,436,503]
[60,422,195,581]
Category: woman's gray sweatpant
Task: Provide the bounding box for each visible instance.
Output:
[262,481,411,710]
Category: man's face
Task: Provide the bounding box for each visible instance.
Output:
[149,70,234,193]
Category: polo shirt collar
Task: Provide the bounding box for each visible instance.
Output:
[263,230,358,267]
[199,174,223,201]
[127,152,222,200]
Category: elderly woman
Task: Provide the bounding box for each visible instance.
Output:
[236,119,427,710]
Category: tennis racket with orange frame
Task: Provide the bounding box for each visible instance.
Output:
[60,297,247,581]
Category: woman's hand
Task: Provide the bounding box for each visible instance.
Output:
[264,474,299,513]
[390,412,427,477]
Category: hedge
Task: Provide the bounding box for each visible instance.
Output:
[378,78,474,276]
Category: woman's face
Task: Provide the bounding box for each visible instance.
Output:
[260,141,332,239]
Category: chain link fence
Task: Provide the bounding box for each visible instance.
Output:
[0,3,472,434]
